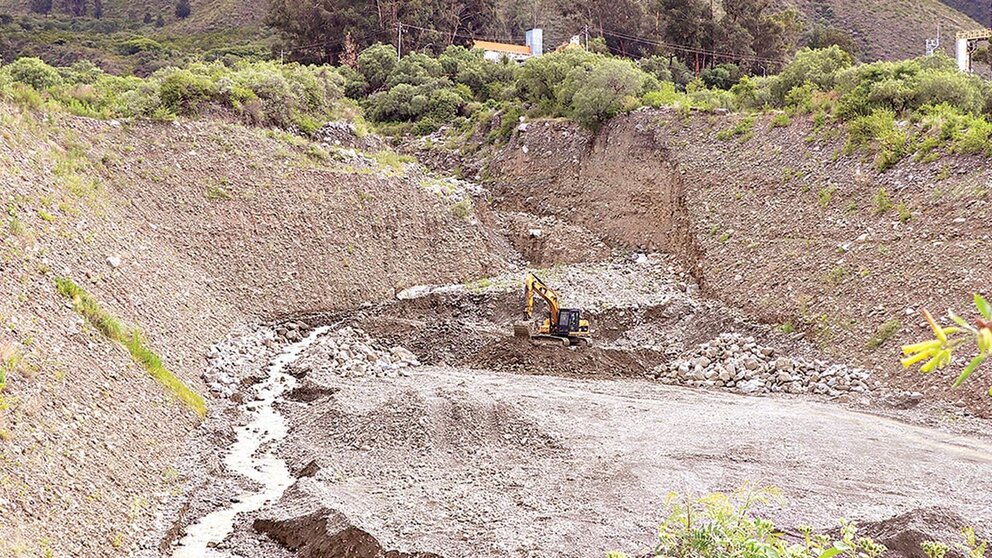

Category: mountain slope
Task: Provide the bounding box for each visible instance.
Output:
[0,0,268,32]
[785,0,983,60]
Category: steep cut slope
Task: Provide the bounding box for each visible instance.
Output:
[486,109,992,416]
[0,103,510,557]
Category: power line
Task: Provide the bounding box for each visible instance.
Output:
[601,28,782,66]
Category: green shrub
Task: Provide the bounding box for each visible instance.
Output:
[118,37,165,56]
[609,485,888,558]
[6,56,63,89]
[769,47,853,105]
[157,68,218,113]
[717,116,755,141]
[568,57,648,128]
[358,43,398,91]
[770,112,791,127]
[701,63,742,90]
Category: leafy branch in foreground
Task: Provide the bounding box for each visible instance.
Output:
[901,294,992,396]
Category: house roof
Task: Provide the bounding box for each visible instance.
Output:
[473,40,532,56]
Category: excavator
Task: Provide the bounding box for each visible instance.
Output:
[513,272,591,347]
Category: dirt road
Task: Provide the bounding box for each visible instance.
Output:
[253,362,992,558]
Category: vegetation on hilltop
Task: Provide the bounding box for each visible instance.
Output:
[4,41,992,169]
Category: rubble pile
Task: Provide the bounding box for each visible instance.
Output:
[649,333,874,396]
[290,326,421,380]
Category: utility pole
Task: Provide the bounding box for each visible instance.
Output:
[397,23,403,59]
[584,25,589,50]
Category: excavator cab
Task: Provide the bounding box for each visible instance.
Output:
[515,273,591,347]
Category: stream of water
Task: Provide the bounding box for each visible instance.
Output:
[171,326,329,557]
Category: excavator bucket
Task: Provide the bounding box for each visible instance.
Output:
[513,322,532,340]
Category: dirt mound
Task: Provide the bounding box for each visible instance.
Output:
[469,337,660,378]
[859,508,976,558]
[254,508,442,558]
[303,385,560,455]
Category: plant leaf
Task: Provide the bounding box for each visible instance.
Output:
[976,294,992,320]
[953,354,987,388]
[949,310,973,330]
[819,541,853,558]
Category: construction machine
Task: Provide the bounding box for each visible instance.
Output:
[513,272,590,347]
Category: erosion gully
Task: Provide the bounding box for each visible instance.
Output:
[171,326,329,557]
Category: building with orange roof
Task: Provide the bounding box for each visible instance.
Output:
[475,29,543,63]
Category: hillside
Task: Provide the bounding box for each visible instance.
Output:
[0,0,268,31]
[0,0,985,72]
[938,0,989,27]
[0,100,510,556]
[786,0,982,60]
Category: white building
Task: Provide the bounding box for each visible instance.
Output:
[475,28,543,63]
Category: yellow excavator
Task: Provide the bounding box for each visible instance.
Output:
[513,272,591,347]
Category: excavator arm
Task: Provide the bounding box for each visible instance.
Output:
[524,273,560,325]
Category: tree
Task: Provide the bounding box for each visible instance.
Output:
[155,13,165,27]
[143,11,152,24]
[175,0,191,19]
[29,0,53,16]
[62,0,86,16]
[804,24,859,58]
[93,0,102,18]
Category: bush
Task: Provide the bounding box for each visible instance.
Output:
[701,63,742,90]
[568,57,648,128]
[609,485,888,558]
[157,68,217,112]
[358,43,397,91]
[769,46,853,105]
[118,37,165,56]
[5,57,63,89]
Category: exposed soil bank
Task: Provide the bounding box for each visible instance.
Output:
[484,109,992,415]
[0,103,512,557]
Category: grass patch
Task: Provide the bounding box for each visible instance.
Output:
[874,188,893,214]
[371,150,416,171]
[817,186,836,207]
[777,321,796,334]
[0,342,22,393]
[450,197,473,220]
[205,183,232,201]
[867,318,901,349]
[770,112,791,128]
[896,202,912,223]
[825,265,846,286]
[716,116,755,142]
[54,277,206,418]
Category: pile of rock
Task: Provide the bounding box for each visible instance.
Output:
[204,326,277,399]
[648,333,873,397]
[291,326,421,380]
